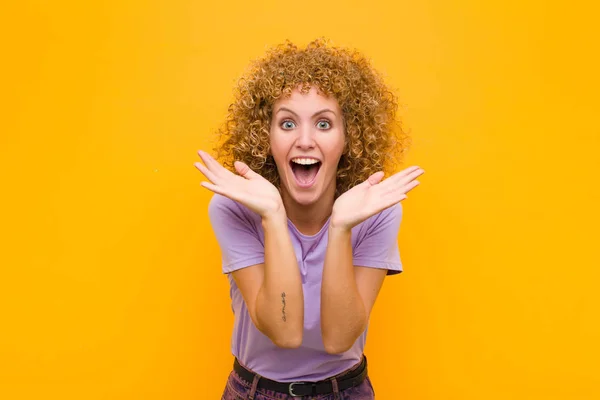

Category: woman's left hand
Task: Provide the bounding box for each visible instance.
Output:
[330,166,425,231]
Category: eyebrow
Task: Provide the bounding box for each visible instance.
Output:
[275,107,337,118]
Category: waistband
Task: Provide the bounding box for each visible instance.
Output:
[233,355,368,397]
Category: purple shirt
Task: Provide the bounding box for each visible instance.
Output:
[208,193,403,382]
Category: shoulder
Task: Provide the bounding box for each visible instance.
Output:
[351,203,403,248]
[360,202,403,231]
[381,202,403,220]
[208,193,237,214]
[208,194,260,227]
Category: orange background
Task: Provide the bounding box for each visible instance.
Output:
[1,1,599,399]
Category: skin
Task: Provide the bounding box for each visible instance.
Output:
[270,86,346,234]
[194,85,424,352]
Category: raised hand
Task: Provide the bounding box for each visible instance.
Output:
[194,150,284,219]
[330,166,424,231]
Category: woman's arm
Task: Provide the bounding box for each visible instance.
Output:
[320,166,424,354]
[231,211,304,348]
[196,150,303,348]
[320,225,387,354]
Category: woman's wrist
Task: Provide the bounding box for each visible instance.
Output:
[329,212,355,232]
[261,206,287,227]
[328,221,353,237]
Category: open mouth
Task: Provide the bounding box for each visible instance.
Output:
[289,159,322,187]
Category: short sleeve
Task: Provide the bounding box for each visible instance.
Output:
[207,194,265,274]
[352,202,403,275]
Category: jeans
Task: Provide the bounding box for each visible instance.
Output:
[221,359,375,400]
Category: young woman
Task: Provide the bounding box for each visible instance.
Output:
[194,39,424,399]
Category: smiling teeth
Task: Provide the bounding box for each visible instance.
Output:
[291,158,320,165]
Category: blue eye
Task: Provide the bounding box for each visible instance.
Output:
[317,120,331,129]
[281,120,296,130]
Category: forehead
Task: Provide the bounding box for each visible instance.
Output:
[273,86,341,113]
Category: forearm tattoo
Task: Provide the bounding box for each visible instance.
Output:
[281,292,286,322]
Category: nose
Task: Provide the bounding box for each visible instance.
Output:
[295,126,316,150]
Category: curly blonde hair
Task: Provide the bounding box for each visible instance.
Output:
[213,38,411,198]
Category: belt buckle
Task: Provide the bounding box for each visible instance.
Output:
[288,382,305,397]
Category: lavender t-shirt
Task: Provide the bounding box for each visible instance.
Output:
[208,193,403,382]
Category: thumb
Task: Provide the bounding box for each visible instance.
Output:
[366,171,385,186]
[234,161,260,179]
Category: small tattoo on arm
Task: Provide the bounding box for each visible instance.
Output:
[281,292,286,322]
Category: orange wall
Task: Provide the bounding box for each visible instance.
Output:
[1,1,599,399]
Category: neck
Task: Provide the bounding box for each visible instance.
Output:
[281,186,336,236]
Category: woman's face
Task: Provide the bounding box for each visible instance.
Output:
[269,86,345,207]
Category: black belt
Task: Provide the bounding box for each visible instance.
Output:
[233,356,368,397]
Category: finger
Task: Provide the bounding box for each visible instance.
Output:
[384,186,414,205]
[376,168,422,194]
[194,161,219,184]
[377,167,420,190]
[403,169,425,186]
[200,181,229,197]
[198,150,231,179]
[234,161,262,180]
[366,171,385,186]
[388,166,424,183]
[396,165,422,178]
[393,167,425,187]
[197,150,223,170]
[377,193,409,212]
[403,180,420,193]
[381,178,420,199]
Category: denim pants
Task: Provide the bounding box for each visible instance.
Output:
[221,358,375,400]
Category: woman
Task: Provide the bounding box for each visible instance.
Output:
[194,38,424,399]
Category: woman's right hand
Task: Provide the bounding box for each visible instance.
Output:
[194,150,284,219]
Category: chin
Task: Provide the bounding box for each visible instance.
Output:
[290,190,321,206]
